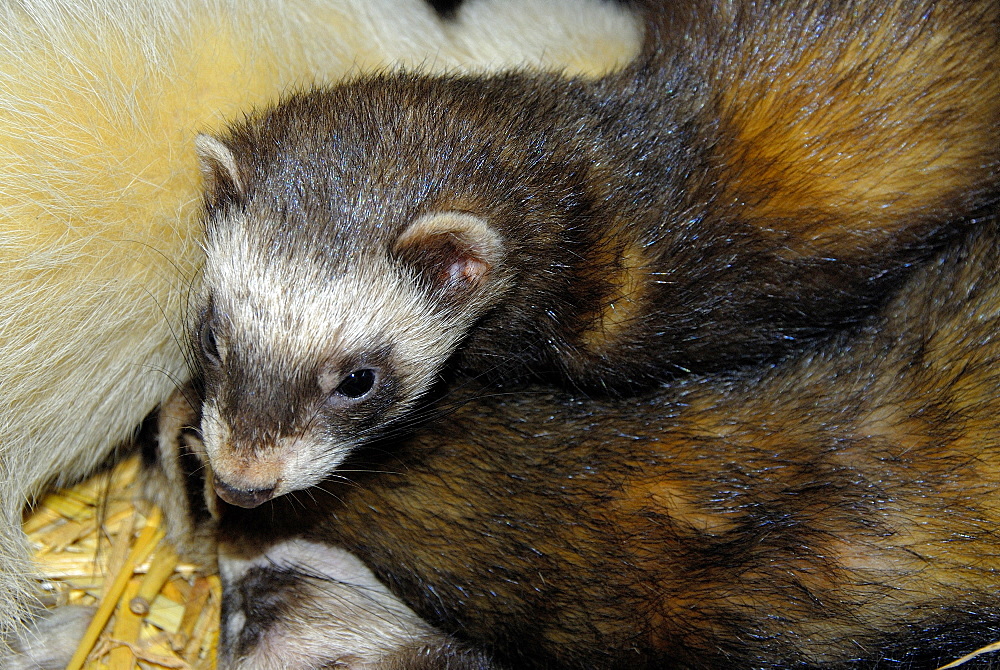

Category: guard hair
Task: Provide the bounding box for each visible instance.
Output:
[153,215,1000,669]
[192,0,999,506]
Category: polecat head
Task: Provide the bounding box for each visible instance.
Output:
[192,128,509,508]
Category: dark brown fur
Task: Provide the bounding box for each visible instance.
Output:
[151,214,1000,668]
[199,0,1000,391]
[192,0,1000,507]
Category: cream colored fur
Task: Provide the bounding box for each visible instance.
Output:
[200,219,465,494]
[219,539,440,670]
[199,197,512,495]
[0,0,639,652]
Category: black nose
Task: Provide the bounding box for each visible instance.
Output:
[213,476,276,509]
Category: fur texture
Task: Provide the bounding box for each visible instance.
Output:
[0,0,640,652]
[193,0,1000,505]
[217,539,491,670]
[151,215,1000,669]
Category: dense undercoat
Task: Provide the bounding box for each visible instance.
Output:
[153,215,1000,668]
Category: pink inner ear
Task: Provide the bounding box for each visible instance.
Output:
[427,232,493,295]
[442,251,490,289]
[394,211,503,299]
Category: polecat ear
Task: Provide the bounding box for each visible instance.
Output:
[393,212,504,300]
[195,134,245,207]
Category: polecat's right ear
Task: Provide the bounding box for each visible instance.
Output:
[392,211,506,304]
[195,134,245,207]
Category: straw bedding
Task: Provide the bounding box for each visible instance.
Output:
[24,456,218,670]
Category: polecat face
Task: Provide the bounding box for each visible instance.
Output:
[194,134,509,508]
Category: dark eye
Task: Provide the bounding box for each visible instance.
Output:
[334,368,377,399]
[200,318,220,366]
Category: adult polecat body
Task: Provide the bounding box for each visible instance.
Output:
[195,0,1000,505]
[156,214,1000,669]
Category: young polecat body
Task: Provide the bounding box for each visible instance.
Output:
[195,0,1000,507]
[154,214,1000,669]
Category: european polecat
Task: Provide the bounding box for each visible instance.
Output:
[150,213,1000,669]
[0,0,639,655]
[194,0,1000,507]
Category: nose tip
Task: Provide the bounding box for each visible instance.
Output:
[213,475,277,508]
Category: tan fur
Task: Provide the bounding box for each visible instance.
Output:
[713,0,1000,252]
[578,240,650,355]
[190,2,999,512]
[159,219,1000,668]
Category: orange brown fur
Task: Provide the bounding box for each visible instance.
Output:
[189,0,1000,508]
[707,1,1000,253]
[577,239,650,356]
[155,0,1000,663]
[152,215,1000,668]
[0,0,641,655]
[199,0,1000,409]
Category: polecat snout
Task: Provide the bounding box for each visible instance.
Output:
[195,0,1000,506]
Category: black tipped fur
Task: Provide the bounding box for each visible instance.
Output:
[199,217,1000,669]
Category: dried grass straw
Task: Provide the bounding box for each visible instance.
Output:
[24,456,219,670]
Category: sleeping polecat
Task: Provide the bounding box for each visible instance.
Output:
[154,213,1000,668]
[193,0,1000,506]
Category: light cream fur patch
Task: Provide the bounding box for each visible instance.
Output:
[200,217,469,493]
[220,538,435,670]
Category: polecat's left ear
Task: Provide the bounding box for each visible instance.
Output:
[392,211,505,300]
[195,133,246,208]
